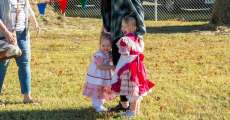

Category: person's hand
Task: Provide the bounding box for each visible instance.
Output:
[5,31,17,45]
[95,56,104,65]
[111,65,116,71]
[34,21,40,37]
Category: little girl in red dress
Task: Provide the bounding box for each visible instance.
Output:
[111,16,155,117]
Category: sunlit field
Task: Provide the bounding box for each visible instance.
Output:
[0,12,229,120]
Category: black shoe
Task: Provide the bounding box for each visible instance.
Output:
[109,102,129,112]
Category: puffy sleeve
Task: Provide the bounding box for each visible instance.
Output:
[117,37,130,55]
[93,52,104,65]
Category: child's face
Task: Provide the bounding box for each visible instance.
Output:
[121,21,129,34]
[121,20,136,34]
[101,39,111,53]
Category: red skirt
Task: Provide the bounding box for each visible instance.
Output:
[112,54,155,97]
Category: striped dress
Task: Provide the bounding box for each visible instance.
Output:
[83,50,114,100]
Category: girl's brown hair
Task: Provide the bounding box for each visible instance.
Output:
[100,31,112,46]
[122,15,137,32]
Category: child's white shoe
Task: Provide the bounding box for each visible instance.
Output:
[95,106,107,112]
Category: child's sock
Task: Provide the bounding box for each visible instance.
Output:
[128,96,142,115]
[92,98,107,112]
[135,99,141,115]
[130,99,141,115]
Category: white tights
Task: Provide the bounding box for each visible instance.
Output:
[92,98,104,108]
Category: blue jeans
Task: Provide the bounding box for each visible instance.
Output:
[0,29,31,94]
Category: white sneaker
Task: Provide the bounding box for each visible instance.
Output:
[95,106,107,112]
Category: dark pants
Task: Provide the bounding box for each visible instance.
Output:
[102,0,131,103]
[101,0,111,32]
[112,39,128,102]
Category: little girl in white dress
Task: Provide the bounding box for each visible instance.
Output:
[83,33,115,112]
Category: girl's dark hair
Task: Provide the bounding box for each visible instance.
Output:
[100,32,112,45]
[101,32,111,41]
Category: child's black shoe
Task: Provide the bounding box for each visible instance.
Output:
[109,102,130,112]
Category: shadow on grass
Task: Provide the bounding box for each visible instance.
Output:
[0,100,23,105]
[146,24,215,34]
[0,108,119,120]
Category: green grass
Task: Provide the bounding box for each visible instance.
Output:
[0,17,229,120]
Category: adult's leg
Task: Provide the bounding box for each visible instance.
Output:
[112,39,129,104]
[129,0,146,37]
[112,40,120,66]
[111,39,130,112]
[111,0,146,40]
[15,29,32,103]
[101,0,111,32]
[111,0,146,112]
[111,0,131,106]
[0,59,10,94]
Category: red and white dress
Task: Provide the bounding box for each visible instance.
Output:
[83,50,114,100]
[111,33,155,101]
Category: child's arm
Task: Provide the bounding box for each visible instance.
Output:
[118,37,130,56]
[94,55,115,70]
[97,64,115,71]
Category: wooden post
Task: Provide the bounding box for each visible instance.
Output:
[154,0,158,21]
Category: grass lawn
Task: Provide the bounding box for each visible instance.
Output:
[0,16,229,120]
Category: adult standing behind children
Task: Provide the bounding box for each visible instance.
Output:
[108,0,147,112]
[0,0,39,103]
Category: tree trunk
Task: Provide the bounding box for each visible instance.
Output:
[210,0,230,25]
